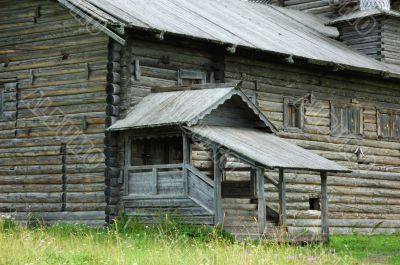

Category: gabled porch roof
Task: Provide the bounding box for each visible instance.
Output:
[108,86,276,132]
[109,86,350,173]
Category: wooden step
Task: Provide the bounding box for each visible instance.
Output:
[224,226,259,234]
[222,198,252,204]
[222,203,257,210]
[222,209,257,216]
[223,221,279,236]
[233,233,262,241]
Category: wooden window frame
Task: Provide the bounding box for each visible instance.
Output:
[177,69,207,86]
[283,97,304,132]
[330,102,363,138]
[377,108,400,140]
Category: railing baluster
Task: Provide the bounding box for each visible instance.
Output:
[152,168,158,195]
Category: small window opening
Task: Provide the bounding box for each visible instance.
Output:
[331,103,363,137]
[178,69,207,86]
[309,197,321,211]
[378,109,400,139]
[287,103,302,128]
[284,98,304,131]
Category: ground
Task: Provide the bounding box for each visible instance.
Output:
[0,217,399,265]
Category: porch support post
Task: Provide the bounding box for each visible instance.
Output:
[250,168,256,198]
[278,168,286,226]
[123,136,131,195]
[320,171,329,242]
[257,167,266,234]
[213,147,222,225]
[182,132,190,195]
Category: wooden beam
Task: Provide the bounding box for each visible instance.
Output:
[257,167,266,234]
[213,147,222,225]
[321,171,329,242]
[278,168,287,226]
[182,132,190,195]
[250,168,256,198]
[123,136,131,195]
[152,168,158,195]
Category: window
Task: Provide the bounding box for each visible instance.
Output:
[309,197,321,211]
[178,69,207,86]
[283,98,304,131]
[377,109,400,139]
[331,103,363,137]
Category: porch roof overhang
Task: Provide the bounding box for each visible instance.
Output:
[108,85,277,133]
[186,125,350,173]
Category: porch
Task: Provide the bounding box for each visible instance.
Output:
[109,86,350,242]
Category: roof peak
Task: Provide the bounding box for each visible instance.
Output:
[108,84,277,133]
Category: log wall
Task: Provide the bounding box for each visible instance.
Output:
[118,35,400,234]
[382,18,400,66]
[0,0,109,225]
[337,17,400,65]
[224,52,400,234]
[338,20,383,61]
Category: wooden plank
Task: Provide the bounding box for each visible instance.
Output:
[257,167,266,234]
[320,171,329,242]
[213,147,222,225]
[127,163,183,170]
[152,168,158,195]
[278,168,287,226]
[250,168,256,198]
[182,132,189,195]
[187,164,214,186]
[123,136,131,195]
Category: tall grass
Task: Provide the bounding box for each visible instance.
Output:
[0,216,355,265]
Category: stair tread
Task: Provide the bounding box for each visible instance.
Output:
[222,204,257,210]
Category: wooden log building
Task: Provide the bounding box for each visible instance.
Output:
[1,0,400,241]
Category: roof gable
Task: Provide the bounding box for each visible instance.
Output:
[108,86,277,132]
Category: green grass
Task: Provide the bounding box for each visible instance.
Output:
[330,233,400,265]
[0,216,399,265]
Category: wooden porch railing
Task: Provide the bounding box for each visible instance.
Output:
[124,163,215,214]
[125,164,184,196]
[186,164,214,214]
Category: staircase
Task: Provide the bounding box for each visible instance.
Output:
[221,198,280,240]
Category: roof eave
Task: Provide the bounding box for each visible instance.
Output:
[125,26,400,82]
[59,1,400,81]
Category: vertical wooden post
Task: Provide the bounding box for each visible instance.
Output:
[123,136,131,195]
[152,168,158,195]
[182,133,190,195]
[213,147,222,225]
[250,168,256,198]
[320,171,329,242]
[257,167,266,234]
[278,168,286,226]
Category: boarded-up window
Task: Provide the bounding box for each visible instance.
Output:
[283,98,304,131]
[331,103,363,137]
[178,69,207,86]
[377,109,400,139]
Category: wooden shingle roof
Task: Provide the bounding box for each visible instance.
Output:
[59,0,400,78]
[108,86,276,132]
[187,125,350,172]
